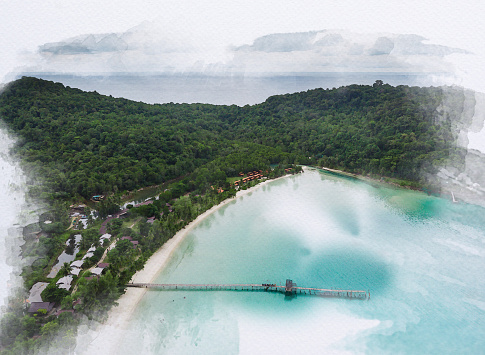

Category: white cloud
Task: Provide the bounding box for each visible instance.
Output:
[17,26,468,77]
[231,30,466,74]
[2,1,484,88]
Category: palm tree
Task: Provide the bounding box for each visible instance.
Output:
[59,262,71,276]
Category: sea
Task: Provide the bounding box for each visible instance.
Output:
[22,72,441,106]
[111,168,485,354]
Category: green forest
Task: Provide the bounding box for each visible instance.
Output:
[0,77,466,201]
[0,77,468,354]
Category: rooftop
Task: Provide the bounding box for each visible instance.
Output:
[28,302,54,313]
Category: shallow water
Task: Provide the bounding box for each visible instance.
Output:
[118,168,484,354]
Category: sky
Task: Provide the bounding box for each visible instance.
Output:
[0,0,484,151]
[1,1,484,83]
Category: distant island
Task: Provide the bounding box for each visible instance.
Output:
[0,77,467,353]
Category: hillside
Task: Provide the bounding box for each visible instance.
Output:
[0,77,466,199]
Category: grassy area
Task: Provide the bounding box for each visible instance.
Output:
[226,176,243,184]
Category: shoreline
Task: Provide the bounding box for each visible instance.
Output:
[85,172,298,353]
[316,165,424,191]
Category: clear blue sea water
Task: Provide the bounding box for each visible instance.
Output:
[115,168,485,354]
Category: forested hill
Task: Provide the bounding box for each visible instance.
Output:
[0,77,465,199]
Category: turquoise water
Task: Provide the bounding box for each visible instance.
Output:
[118,168,485,354]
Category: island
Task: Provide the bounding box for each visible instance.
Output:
[0,77,469,354]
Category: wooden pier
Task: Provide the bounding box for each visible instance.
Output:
[126,279,368,300]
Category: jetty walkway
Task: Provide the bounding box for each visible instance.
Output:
[126,279,369,300]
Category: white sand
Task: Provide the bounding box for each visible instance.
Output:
[80,173,297,354]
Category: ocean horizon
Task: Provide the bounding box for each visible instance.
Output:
[18,72,443,106]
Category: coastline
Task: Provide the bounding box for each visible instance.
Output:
[317,165,424,191]
[82,172,298,354]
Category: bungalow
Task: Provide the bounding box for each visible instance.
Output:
[118,211,129,219]
[71,260,84,268]
[82,252,94,260]
[27,282,49,303]
[28,302,54,313]
[100,233,111,241]
[56,275,73,290]
[70,267,81,276]
[98,263,110,269]
[91,268,104,276]
[57,282,71,291]
[121,236,133,241]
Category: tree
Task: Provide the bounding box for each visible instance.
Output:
[41,283,70,304]
[107,219,123,235]
[59,262,71,277]
[21,315,40,337]
[40,321,60,338]
[81,228,100,250]
[373,80,384,87]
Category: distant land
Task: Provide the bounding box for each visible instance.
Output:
[19,72,442,106]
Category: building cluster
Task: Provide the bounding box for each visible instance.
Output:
[69,204,88,230]
[233,170,264,186]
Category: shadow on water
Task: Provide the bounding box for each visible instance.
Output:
[325,201,361,236]
[317,168,446,222]
[304,247,393,295]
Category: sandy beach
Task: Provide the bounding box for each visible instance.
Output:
[78,172,297,354]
